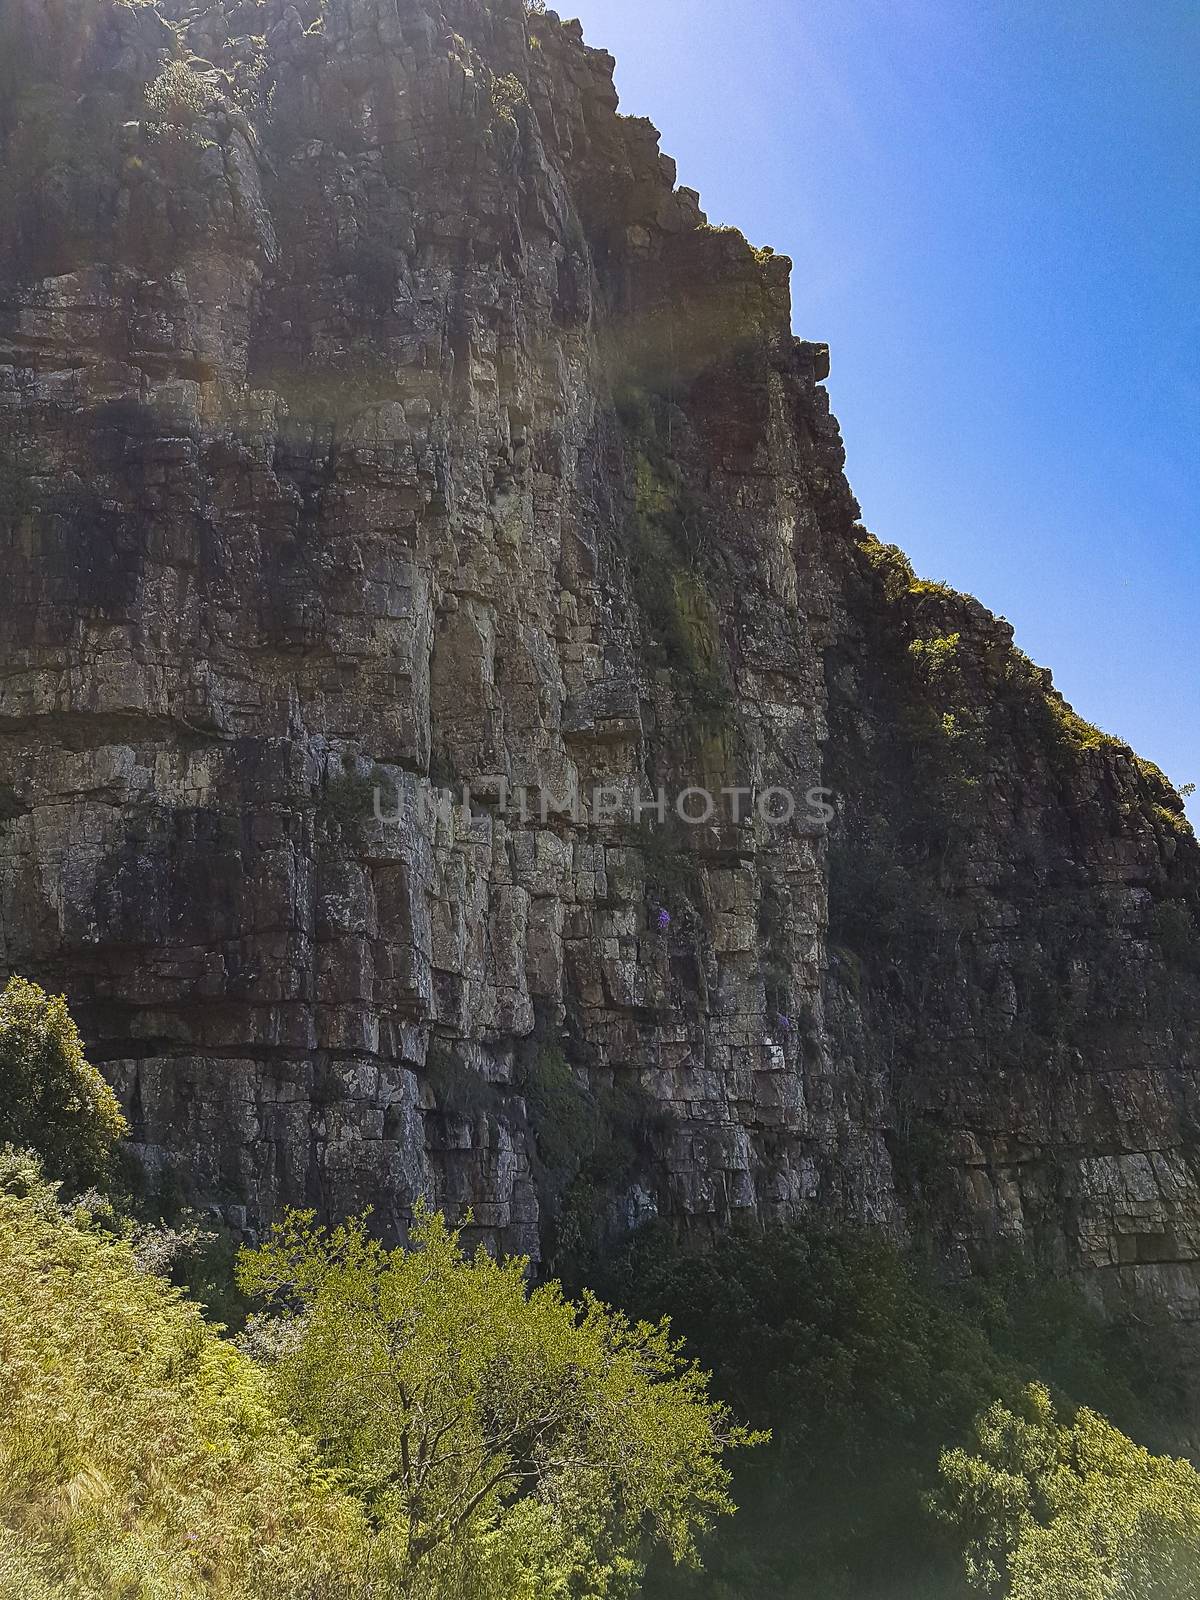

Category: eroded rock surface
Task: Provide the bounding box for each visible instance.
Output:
[1,0,1198,1316]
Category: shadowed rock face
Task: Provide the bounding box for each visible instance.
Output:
[1,0,1199,1314]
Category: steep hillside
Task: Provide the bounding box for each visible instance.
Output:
[1,0,1198,1320]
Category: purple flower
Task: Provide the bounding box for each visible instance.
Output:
[776,1013,792,1033]
[655,908,672,933]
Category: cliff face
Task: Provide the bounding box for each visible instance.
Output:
[2,0,1199,1315]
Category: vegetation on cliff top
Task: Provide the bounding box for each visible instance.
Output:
[856,531,1192,811]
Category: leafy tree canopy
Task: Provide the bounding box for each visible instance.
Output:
[937,1382,1200,1599]
[603,1222,1187,1600]
[237,1207,762,1600]
[0,974,127,1190]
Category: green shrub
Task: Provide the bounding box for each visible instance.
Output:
[908,630,961,680]
[0,976,127,1191]
[521,1042,593,1174]
[144,60,207,124]
[491,72,528,127]
[0,1166,368,1599]
[518,1040,670,1284]
[619,432,732,720]
[131,1208,254,1332]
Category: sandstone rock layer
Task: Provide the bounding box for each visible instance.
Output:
[2,0,1198,1317]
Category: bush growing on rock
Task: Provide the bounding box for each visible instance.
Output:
[144,58,207,123]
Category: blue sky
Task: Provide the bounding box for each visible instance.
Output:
[565,0,1199,808]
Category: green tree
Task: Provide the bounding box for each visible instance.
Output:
[0,975,127,1189]
[237,1207,760,1599]
[937,1383,1200,1599]
[0,1151,369,1600]
[602,1223,1183,1600]
[611,1223,1004,1599]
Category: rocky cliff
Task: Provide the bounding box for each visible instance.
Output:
[2,0,1198,1319]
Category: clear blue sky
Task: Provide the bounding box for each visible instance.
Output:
[565,0,1199,809]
